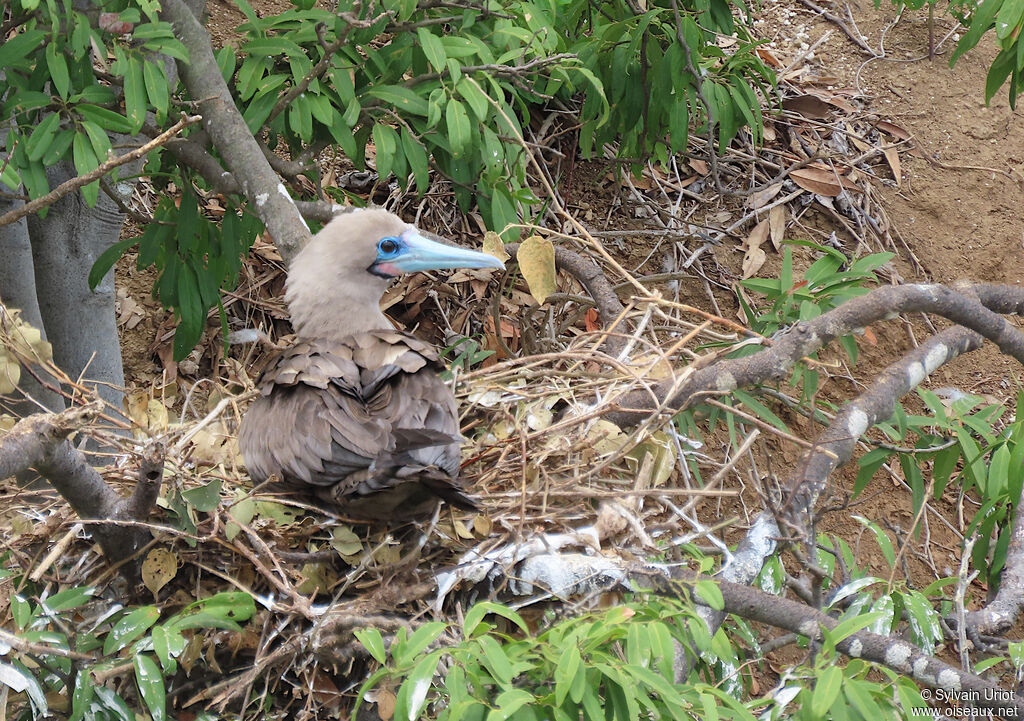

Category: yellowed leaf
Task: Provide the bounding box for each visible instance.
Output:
[741,220,769,279]
[146,399,169,431]
[141,548,178,597]
[517,235,556,305]
[482,231,510,264]
[768,204,786,251]
[0,359,19,395]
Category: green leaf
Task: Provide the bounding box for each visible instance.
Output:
[812,664,843,715]
[151,625,185,674]
[143,59,170,121]
[396,651,441,721]
[367,85,430,116]
[71,132,100,206]
[372,123,399,180]
[182,478,222,512]
[41,585,96,612]
[123,55,148,133]
[694,580,725,610]
[46,43,70,99]
[104,606,161,655]
[76,104,135,134]
[41,128,74,166]
[0,30,45,70]
[417,27,447,72]
[554,644,581,706]
[457,78,490,121]
[401,126,429,192]
[355,627,387,664]
[853,515,895,568]
[445,99,471,158]
[26,112,61,163]
[134,654,167,721]
[81,120,112,165]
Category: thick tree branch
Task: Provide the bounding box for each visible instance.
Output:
[605,283,1024,427]
[162,0,312,263]
[782,326,981,537]
[0,403,161,572]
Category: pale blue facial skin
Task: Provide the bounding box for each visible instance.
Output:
[373,229,506,277]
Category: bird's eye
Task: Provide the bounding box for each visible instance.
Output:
[378,238,399,255]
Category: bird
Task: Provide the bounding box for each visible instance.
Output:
[238,208,505,520]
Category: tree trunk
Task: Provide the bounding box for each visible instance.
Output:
[0,194,66,415]
[26,162,127,417]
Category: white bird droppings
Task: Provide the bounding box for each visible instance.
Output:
[924,344,948,374]
[716,372,737,392]
[885,642,912,669]
[936,668,962,692]
[848,639,863,657]
[255,193,269,207]
[847,408,869,439]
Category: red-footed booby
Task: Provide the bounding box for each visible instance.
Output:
[238,209,504,519]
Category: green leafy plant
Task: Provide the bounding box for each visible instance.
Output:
[355,599,759,720]
[0,574,254,721]
[441,336,496,378]
[857,389,1024,589]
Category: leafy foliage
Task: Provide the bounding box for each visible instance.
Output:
[0,563,254,721]
[857,389,1024,590]
[3,0,774,359]
[356,599,760,720]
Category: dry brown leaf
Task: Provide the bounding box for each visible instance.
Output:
[755,46,782,67]
[517,235,556,305]
[141,548,178,597]
[482,230,510,264]
[883,146,901,186]
[768,204,786,251]
[875,120,911,141]
[790,167,862,197]
[749,183,783,209]
[585,308,600,332]
[741,220,769,279]
[781,94,834,119]
[689,158,709,175]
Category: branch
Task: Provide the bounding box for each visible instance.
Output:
[162,0,312,263]
[781,327,980,541]
[0,403,155,572]
[0,115,201,229]
[605,283,1024,427]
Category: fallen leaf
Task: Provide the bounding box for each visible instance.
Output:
[863,326,878,346]
[516,235,557,305]
[883,146,901,186]
[141,548,177,597]
[741,220,769,279]
[875,120,911,141]
[790,167,862,197]
[749,183,783,209]
[781,94,834,119]
[689,158,709,175]
[585,308,600,332]
[768,204,786,251]
[755,47,782,67]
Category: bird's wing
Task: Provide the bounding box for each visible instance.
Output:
[238,331,462,493]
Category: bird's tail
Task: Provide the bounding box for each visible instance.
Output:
[374,429,478,510]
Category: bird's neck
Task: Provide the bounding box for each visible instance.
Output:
[285,280,393,342]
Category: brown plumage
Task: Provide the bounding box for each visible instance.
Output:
[238,209,504,520]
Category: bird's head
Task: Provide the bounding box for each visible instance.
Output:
[285,208,505,339]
